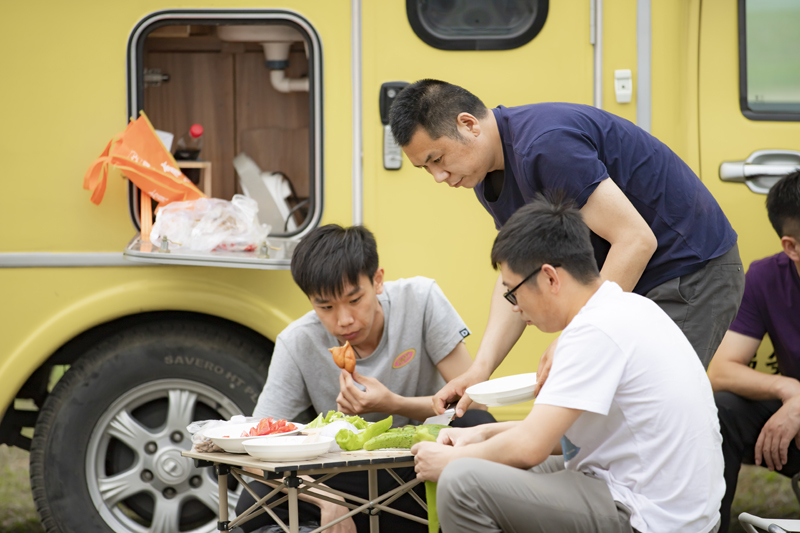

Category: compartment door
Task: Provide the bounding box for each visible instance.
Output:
[699,0,800,265]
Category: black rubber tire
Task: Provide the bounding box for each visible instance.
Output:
[29,318,272,533]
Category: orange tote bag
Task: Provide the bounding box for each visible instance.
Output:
[83,111,205,206]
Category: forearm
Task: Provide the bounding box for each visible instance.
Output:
[478,420,519,438]
[599,237,656,292]
[386,394,437,423]
[709,361,800,402]
[473,276,526,375]
[454,423,549,469]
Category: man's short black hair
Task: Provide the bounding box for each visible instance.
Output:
[389,79,489,146]
[491,196,600,285]
[767,170,800,239]
[291,224,379,299]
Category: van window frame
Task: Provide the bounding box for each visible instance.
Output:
[126,9,324,237]
[738,0,800,122]
[406,0,549,51]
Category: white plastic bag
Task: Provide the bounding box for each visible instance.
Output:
[187,415,261,453]
[150,195,271,252]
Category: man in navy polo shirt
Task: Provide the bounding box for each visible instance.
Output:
[708,171,800,532]
[389,79,744,414]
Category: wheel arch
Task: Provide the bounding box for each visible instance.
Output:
[0,278,289,448]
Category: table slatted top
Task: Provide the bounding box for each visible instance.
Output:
[182,449,415,473]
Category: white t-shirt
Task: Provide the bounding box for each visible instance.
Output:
[535,282,723,533]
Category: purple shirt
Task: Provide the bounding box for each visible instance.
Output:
[729,253,800,378]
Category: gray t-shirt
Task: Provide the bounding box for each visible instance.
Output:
[253,277,471,427]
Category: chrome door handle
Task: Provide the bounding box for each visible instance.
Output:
[719,150,800,194]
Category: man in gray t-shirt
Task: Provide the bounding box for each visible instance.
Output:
[254,275,473,427]
[238,224,493,533]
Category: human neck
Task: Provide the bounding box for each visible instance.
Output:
[353,299,385,358]
[563,279,604,327]
[482,110,505,171]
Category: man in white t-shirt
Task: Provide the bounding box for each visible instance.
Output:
[412,198,724,533]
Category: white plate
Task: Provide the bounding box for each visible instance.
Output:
[466,373,537,407]
[205,422,305,453]
[243,435,334,462]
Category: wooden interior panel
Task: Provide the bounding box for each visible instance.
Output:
[143,52,236,200]
[236,49,310,199]
[239,128,310,198]
[142,35,311,207]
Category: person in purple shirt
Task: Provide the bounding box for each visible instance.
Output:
[389,79,744,416]
[708,170,800,533]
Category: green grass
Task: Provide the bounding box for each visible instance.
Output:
[0,446,44,533]
[730,465,800,532]
[0,445,797,532]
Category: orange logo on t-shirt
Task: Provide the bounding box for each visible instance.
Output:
[392,349,416,369]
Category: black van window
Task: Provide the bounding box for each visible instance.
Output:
[740,0,800,120]
[407,0,548,51]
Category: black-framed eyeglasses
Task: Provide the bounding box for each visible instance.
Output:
[503,263,561,306]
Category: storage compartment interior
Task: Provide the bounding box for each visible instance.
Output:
[141,22,312,236]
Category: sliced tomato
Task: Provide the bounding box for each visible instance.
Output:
[256,418,272,436]
[272,419,287,430]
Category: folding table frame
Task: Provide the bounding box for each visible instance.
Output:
[182,450,428,533]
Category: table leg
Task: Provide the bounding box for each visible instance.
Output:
[216,465,230,531]
[368,468,379,533]
[286,474,300,533]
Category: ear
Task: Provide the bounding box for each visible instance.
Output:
[781,236,800,263]
[457,112,482,137]
[373,268,385,295]
[542,264,561,294]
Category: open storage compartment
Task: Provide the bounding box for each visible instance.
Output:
[124,10,323,269]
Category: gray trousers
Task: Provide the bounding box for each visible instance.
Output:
[645,243,745,369]
[437,456,634,533]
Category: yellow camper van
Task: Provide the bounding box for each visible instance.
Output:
[1,0,799,531]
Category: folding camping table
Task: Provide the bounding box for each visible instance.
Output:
[182,449,427,533]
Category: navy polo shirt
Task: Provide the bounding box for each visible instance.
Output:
[475,103,737,295]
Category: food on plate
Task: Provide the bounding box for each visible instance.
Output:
[306,410,371,430]
[329,341,356,373]
[240,417,297,438]
[363,426,415,451]
[363,424,449,451]
[335,416,392,451]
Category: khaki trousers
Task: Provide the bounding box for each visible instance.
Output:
[437,456,634,533]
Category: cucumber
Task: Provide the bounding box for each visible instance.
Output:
[363,424,449,450]
[363,431,415,450]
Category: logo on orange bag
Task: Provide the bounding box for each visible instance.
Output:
[392,349,416,369]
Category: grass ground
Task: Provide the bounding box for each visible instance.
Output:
[0,446,43,533]
[0,444,798,532]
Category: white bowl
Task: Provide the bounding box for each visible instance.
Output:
[466,373,537,407]
[243,435,334,462]
[204,422,304,453]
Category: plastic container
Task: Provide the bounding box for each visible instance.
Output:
[173,124,204,161]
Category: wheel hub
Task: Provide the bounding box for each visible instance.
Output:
[154,447,191,485]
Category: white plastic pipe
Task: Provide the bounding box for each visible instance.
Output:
[269,70,309,93]
[261,42,309,93]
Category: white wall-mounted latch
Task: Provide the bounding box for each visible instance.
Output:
[614,69,632,104]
